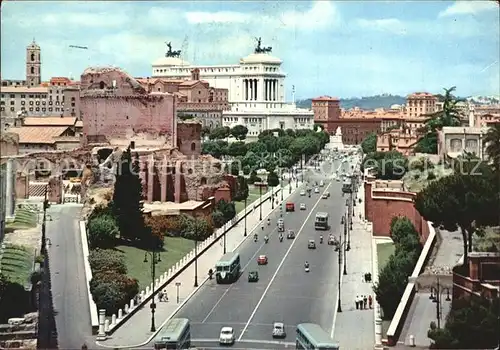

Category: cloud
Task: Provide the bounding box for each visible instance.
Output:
[185,1,339,30]
[40,12,128,28]
[185,11,251,24]
[355,18,407,35]
[438,1,498,18]
[279,1,339,30]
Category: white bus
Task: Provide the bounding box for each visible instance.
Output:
[296,323,339,350]
[215,251,241,284]
[153,318,191,349]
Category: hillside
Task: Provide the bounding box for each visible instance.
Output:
[296,94,500,110]
[296,95,406,110]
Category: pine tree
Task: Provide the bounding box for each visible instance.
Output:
[112,147,145,241]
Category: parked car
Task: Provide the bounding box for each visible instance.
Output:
[287,230,296,239]
[308,239,316,249]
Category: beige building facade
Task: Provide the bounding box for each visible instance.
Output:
[437,126,489,160]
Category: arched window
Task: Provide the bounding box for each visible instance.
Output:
[31,53,35,62]
[30,67,35,74]
[200,177,207,185]
[191,142,196,151]
[99,81,105,89]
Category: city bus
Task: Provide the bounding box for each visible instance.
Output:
[341,178,352,193]
[314,212,329,230]
[153,318,191,349]
[215,251,241,284]
[296,323,340,350]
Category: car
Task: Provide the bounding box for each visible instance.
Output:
[300,190,306,196]
[219,327,235,345]
[272,322,286,338]
[248,271,259,282]
[314,187,320,193]
[322,192,330,199]
[257,255,268,265]
[319,180,324,187]
[308,239,316,249]
[277,218,284,226]
[285,202,295,212]
[300,203,306,210]
[328,235,337,245]
[287,230,295,239]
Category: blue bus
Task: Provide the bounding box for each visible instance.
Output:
[296,323,339,350]
[215,251,241,284]
[153,318,191,349]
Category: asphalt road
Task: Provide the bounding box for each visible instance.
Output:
[156,158,352,348]
[46,205,92,349]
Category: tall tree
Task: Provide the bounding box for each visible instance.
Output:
[484,123,500,173]
[415,87,463,154]
[414,173,497,263]
[361,132,377,153]
[230,125,249,141]
[112,147,146,241]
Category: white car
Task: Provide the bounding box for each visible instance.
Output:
[319,180,324,187]
[219,326,235,345]
[300,203,306,210]
[300,190,306,196]
[314,187,320,193]
[272,322,286,338]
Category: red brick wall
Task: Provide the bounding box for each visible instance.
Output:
[214,187,231,203]
[177,122,201,157]
[364,181,429,243]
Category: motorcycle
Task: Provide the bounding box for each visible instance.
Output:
[267,219,271,226]
[254,234,258,242]
[320,236,323,244]
[279,235,283,242]
[264,236,269,244]
[304,263,310,273]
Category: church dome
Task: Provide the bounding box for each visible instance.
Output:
[152,56,190,67]
[240,53,282,65]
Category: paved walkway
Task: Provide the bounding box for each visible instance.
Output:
[333,181,376,349]
[96,179,304,348]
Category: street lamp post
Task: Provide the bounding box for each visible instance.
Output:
[223,226,227,254]
[280,170,284,201]
[143,235,161,332]
[335,233,348,312]
[259,183,263,220]
[429,278,451,329]
[344,213,350,251]
[244,196,247,236]
[41,185,49,254]
[175,282,181,304]
[194,239,198,287]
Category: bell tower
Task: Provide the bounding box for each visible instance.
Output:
[26,39,41,86]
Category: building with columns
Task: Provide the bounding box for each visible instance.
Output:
[151,44,313,138]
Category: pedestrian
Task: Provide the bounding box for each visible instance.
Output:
[363,295,368,309]
[368,295,373,309]
[355,296,359,310]
[163,289,168,302]
[158,290,164,302]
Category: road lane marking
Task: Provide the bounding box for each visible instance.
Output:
[201,227,277,323]
[237,180,334,341]
[192,338,296,346]
[202,187,309,323]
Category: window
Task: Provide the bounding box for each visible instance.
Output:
[71,97,75,101]
[36,107,40,111]
[10,101,14,105]
[21,94,26,98]
[36,101,40,105]
[29,101,33,105]
[10,94,14,98]
[0,107,3,111]
[10,107,14,112]
[31,53,35,61]
[49,101,52,105]
[191,142,196,151]
[29,94,34,98]
[48,108,53,112]
[30,67,35,74]
[71,102,75,107]
[99,81,105,89]
[42,108,46,112]
[29,107,33,111]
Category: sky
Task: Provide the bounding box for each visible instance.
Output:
[1,0,499,100]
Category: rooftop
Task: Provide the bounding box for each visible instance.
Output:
[1,86,48,93]
[143,200,206,215]
[313,96,340,101]
[152,56,191,67]
[7,126,70,144]
[22,116,77,127]
[240,53,282,64]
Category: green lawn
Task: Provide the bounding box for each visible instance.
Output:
[115,237,194,289]
[6,208,38,231]
[377,242,395,272]
[0,244,34,285]
[234,186,266,213]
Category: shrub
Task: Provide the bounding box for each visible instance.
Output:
[90,272,139,316]
[427,171,436,180]
[211,210,226,228]
[88,249,127,275]
[88,214,118,249]
[374,216,422,319]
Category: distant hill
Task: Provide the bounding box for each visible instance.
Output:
[296,94,500,110]
[296,94,406,110]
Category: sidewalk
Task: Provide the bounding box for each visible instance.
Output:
[96,180,304,348]
[333,183,376,349]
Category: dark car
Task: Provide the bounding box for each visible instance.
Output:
[248,271,259,282]
[287,230,295,239]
